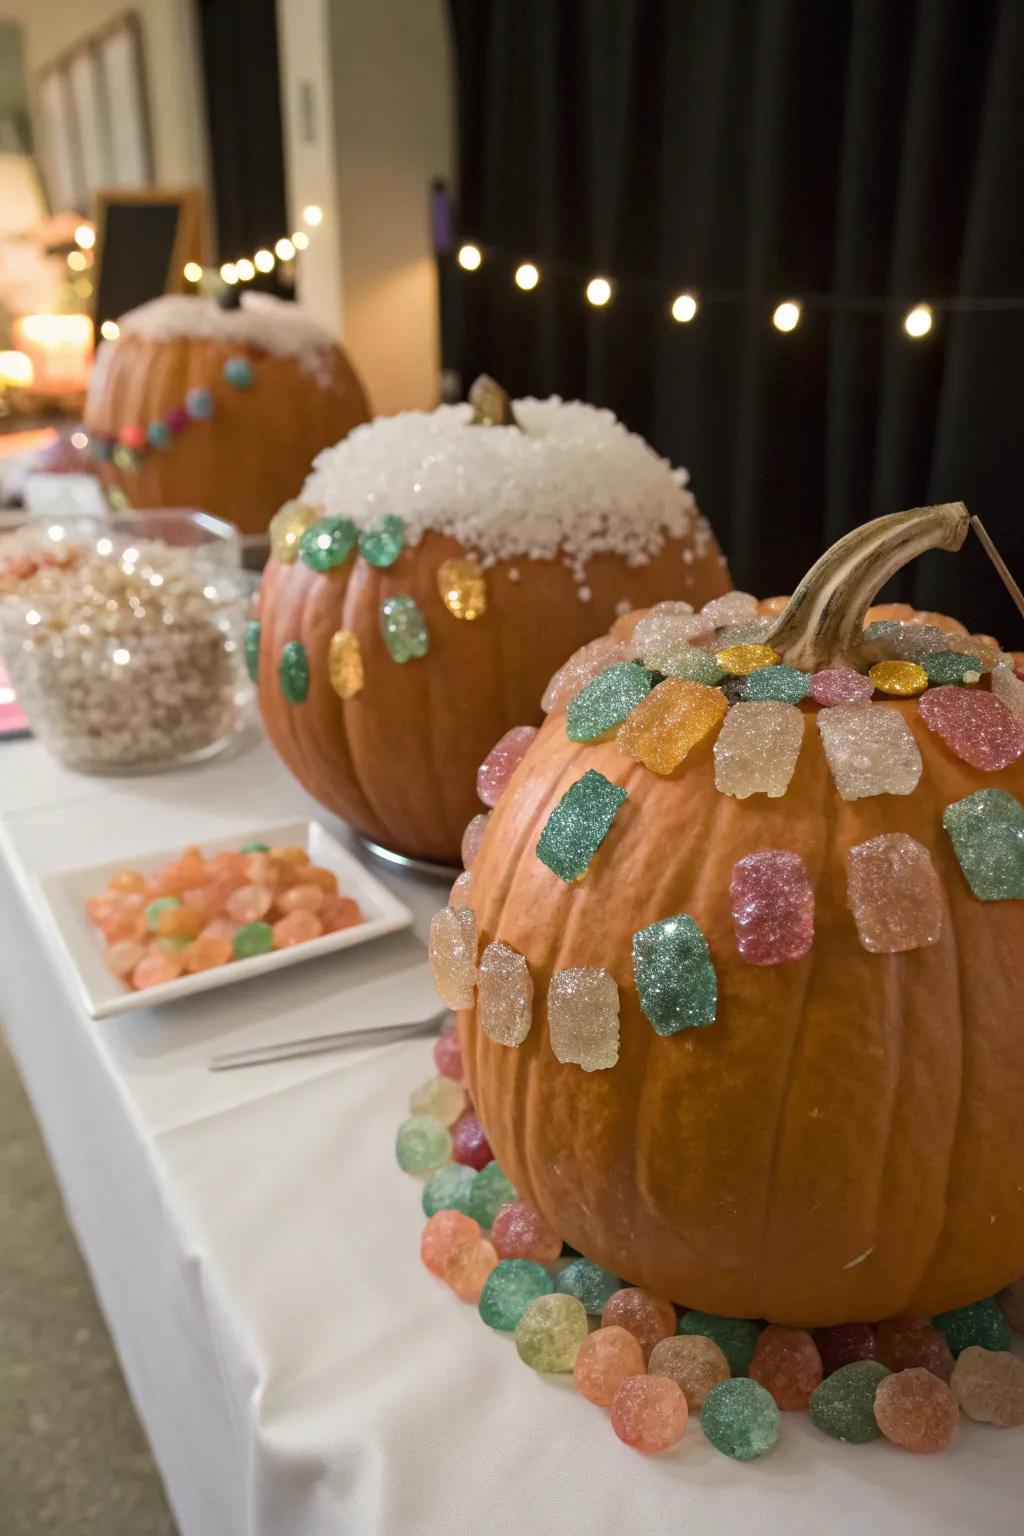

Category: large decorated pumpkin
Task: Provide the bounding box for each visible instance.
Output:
[255,382,730,862]
[84,293,369,535]
[438,503,1024,1327]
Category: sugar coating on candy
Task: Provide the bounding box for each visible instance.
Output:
[749,1326,823,1411]
[429,906,478,1008]
[478,941,534,1048]
[951,1345,1024,1426]
[433,1021,463,1080]
[225,884,274,924]
[811,667,874,707]
[299,517,357,571]
[409,1074,466,1126]
[131,951,184,989]
[437,556,487,620]
[730,850,814,965]
[536,770,627,883]
[477,725,538,806]
[574,1326,646,1405]
[739,663,810,703]
[714,618,777,647]
[357,513,405,567]
[556,1258,622,1315]
[601,1288,677,1361]
[232,921,274,958]
[396,1114,452,1173]
[117,291,337,361]
[863,620,951,661]
[962,634,1007,672]
[279,641,309,703]
[448,871,472,909]
[490,1199,562,1262]
[715,643,780,676]
[873,1368,960,1453]
[547,966,620,1070]
[632,915,717,1034]
[677,1313,760,1376]
[515,1292,589,1372]
[420,1209,481,1277]
[451,1110,493,1170]
[817,704,922,799]
[876,1318,954,1381]
[327,629,364,698]
[922,650,983,686]
[648,1334,730,1410]
[701,1377,781,1461]
[244,619,260,682]
[541,637,628,713]
[809,1360,891,1442]
[627,610,712,671]
[617,678,728,774]
[421,1162,477,1217]
[659,647,725,685]
[468,1160,518,1226]
[611,1374,688,1453]
[566,662,653,742]
[479,1259,554,1331]
[379,594,430,663]
[815,1322,879,1377]
[920,685,1024,770]
[942,789,1024,900]
[714,701,804,799]
[932,1297,1011,1355]
[997,1277,1024,1332]
[444,1236,498,1301]
[991,663,1024,721]
[868,660,928,696]
[702,590,758,627]
[461,812,490,869]
[269,501,315,563]
[846,833,943,953]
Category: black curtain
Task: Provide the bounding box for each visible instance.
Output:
[448,0,1024,640]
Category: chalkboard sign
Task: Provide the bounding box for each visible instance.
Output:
[92,188,203,329]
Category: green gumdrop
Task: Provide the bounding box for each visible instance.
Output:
[661,648,725,685]
[279,641,309,703]
[701,1378,781,1460]
[932,1297,1011,1356]
[244,619,260,682]
[358,513,405,568]
[145,895,181,932]
[921,650,983,685]
[241,841,270,853]
[468,1160,518,1227]
[535,769,628,883]
[554,1257,622,1315]
[739,663,810,703]
[633,916,718,1035]
[677,1311,760,1375]
[299,517,357,571]
[479,1259,554,1331]
[942,789,1024,901]
[566,662,653,742]
[395,1114,452,1174]
[809,1360,891,1442]
[232,921,274,959]
[380,594,430,663]
[422,1162,477,1217]
[514,1293,588,1372]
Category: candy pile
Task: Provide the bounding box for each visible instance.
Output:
[399,1043,1024,1459]
[85,840,364,990]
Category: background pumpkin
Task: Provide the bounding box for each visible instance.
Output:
[84,293,369,536]
[457,504,1024,1327]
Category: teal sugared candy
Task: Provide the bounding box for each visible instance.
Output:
[279,641,309,703]
[701,1377,781,1460]
[932,1297,1011,1356]
[468,1160,518,1227]
[223,355,254,389]
[145,895,181,932]
[808,1360,891,1442]
[555,1257,621,1315]
[566,662,652,742]
[232,921,274,959]
[147,420,171,449]
[535,769,627,883]
[739,663,811,703]
[358,513,405,568]
[942,789,1024,901]
[632,915,718,1035]
[921,650,983,685]
[185,386,215,420]
[299,517,358,571]
[244,619,260,682]
[241,840,269,853]
[515,1292,589,1372]
[677,1311,759,1375]
[479,1259,554,1331]
[395,1114,452,1173]
[422,1162,478,1217]
[380,594,430,663]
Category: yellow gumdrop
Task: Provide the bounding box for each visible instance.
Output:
[438,557,487,620]
[618,679,728,774]
[714,643,781,676]
[868,660,928,697]
[270,501,316,564]
[328,628,364,699]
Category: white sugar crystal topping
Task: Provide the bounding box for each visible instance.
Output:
[301,397,703,577]
[113,293,337,361]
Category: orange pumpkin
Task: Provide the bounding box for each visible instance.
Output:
[453,504,1024,1326]
[256,386,731,863]
[84,293,369,536]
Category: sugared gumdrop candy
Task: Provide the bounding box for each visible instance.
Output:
[919,685,1024,771]
[421,1162,477,1218]
[444,1237,498,1301]
[611,1375,688,1453]
[451,1111,493,1171]
[811,667,874,707]
[420,1210,480,1277]
[395,1114,452,1173]
[106,939,146,978]
[997,1277,1024,1332]
[677,1311,760,1376]
[131,950,184,989]
[461,812,490,869]
[272,910,323,948]
[467,1160,517,1226]
[932,1297,1011,1356]
[478,1258,553,1332]
[183,936,233,972]
[409,1074,466,1126]
[951,1345,1024,1426]
[873,1367,959,1453]
[555,1257,622,1316]
[433,1021,464,1080]
[515,1293,589,1372]
[648,1334,730,1411]
[476,726,538,807]
[490,1200,562,1263]
[815,1321,879,1377]
[601,1288,676,1361]
[573,1326,646,1406]
[749,1325,823,1410]
[809,1360,891,1442]
[701,1377,781,1461]
[541,636,628,713]
[875,1318,953,1381]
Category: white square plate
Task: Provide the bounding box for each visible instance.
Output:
[36,820,415,1020]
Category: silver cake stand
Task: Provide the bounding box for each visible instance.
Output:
[357,836,460,883]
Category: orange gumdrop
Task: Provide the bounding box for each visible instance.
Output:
[244,852,286,887]
[183,878,234,921]
[106,940,146,978]
[321,895,364,932]
[276,883,325,915]
[155,905,204,941]
[272,910,324,948]
[131,951,185,989]
[100,907,148,943]
[443,1237,498,1301]
[270,844,309,866]
[86,892,119,925]
[420,1210,481,1278]
[183,936,233,973]
[200,916,238,942]
[225,883,275,924]
[302,865,339,896]
[108,870,146,894]
[208,850,247,881]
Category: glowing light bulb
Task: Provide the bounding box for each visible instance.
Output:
[220,262,238,285]
[904,303,933,338]
[515,262,540,291]
[68,250,88,272]
[291,231,309,251]
[772,300,801,333]
[586,277,612,307]
[275,237,295,261]
[254,248,275,273]
[302,204,323,227]
[74,223,96,250]
[671,292,698,323]
[457,244,482,271]
[235,258,255,282]
[183,261,203,283]
[71,430,89,450]
[100,320,120,341]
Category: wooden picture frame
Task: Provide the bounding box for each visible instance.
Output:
[92,187,204,328]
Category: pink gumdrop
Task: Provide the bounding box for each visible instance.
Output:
[476,726,538,808]
[276,882,326,915]
[201,916,238,942]
[461,812,490,870]
[106,940,146,979]
[729,850,815,966]
[420,1210,481,1278]
[491,1200,563,1262]
[433,1022,464,1080]
[542,636,628,712]
[919,685,1024,771]
[320,895,363,932]
[225,883,275,924]
[610,1375,689,1453]
[184,876,242,921]
[131,950,185,990]
[273,909,324,948]
[451,1110,492,1170]
[811,667,874,707]
[815,1322,879,1376]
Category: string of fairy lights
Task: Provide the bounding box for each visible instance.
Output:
[454,241,1024,338]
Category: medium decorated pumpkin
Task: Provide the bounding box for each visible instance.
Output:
[436,503,1024,1327]
[83,292,369,535]
[254,381,730,863]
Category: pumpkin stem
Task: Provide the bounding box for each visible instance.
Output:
[764,502,970,671]
[468,375,520,428]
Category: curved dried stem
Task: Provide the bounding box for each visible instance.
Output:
[468,375,520,428]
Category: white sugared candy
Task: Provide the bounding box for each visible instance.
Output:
[627,608,713,670]
[713,701,805,798]
[547,967,620,1072]
[846,833,943,952]
[701,591,759,628]
[817,704,923,799]
[429,906,478,1009]
[991,664,1024,723]
[478,940,534,1047]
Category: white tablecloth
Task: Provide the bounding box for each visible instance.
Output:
[1,734,1021,1536]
